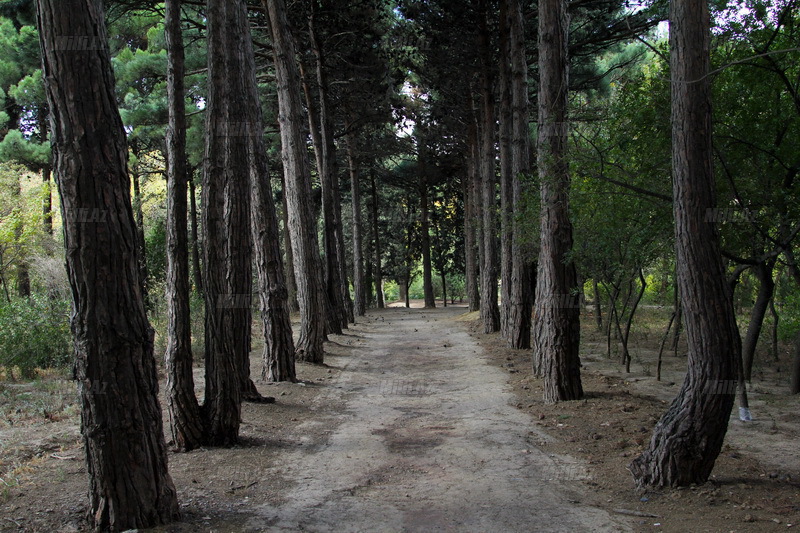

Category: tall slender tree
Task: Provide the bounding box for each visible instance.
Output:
[37,0,179,527]
[265,0,326,363]
[532,0,584,402]
[478,0,500,332]
[239,0,297,384]
[164,0,204,451]
[506,0,534,349]
[630,0,741,487]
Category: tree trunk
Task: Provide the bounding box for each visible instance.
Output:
[347,131,366,316]
[266,0,326,363]
[630,1,741,487]
[592,278,602,331]
[507,0,533,349]
[280,174,300,313]
[37,0,179,527]
[370,168,385,309]
[306,10,348,332]
[419,141,436,309]
[465,124,481,313]
[498,0,513,340]
[164,0,204,452]
[230,1,297,386]
[478,0,500,332]
[791,331,800,394]
[742,261,775,381]
[398,278,407,306]
[202,0,255,443]
[188,171,203,295]
[532,0,583,402]
[131,162,149,303]
[672,284,682,356]
[38,107,53,235]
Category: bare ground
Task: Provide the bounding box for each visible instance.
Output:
[0,303,798,532]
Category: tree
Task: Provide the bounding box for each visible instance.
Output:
[532,0,584,402]
[164,0,203,451]
[506,0,534,349]
[630,0,741,487]
[242,0,296,384]
[36,0,179,528]
[202,0,253,444]
[265,0,326,363]
[477,0,500,332]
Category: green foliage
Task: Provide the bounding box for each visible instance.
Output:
[0,128,49,168]
[144,216,167,284]
[0,294,72,379]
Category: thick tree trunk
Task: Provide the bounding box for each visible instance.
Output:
[266,0,326,363]
[478,0,500,332]
[532,0,583,402]
[507,0,533,349]
[202,0,256,443]
[370,169,385,309]
[742,261,775,381]
[164,0,204,452]
[37,0,179,527]
[630,1,741,487]
[347,132,366,316]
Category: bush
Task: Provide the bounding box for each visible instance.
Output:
[0,295,72,379]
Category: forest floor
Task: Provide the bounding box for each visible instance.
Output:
[0,302,798,532]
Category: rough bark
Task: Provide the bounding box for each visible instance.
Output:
[370,168,385,309]
[532,0,583,402]
[507,0,533,349]
[478,0,500,332]
[227,1,297,385]
[280,175,300,313]
[164,0,204,452]
[266,0,326,363]
[202,0,253,443]
[37,0,179,527]
[630,0,741,487]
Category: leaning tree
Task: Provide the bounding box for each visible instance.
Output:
[37,0,179,528]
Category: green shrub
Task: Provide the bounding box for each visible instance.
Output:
[0,295,72,379]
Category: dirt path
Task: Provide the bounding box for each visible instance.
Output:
[249,305,628,532]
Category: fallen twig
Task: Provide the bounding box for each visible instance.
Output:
[613,509,661,518]
[226,480,258,493]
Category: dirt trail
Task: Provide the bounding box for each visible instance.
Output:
[250,305,628,532]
